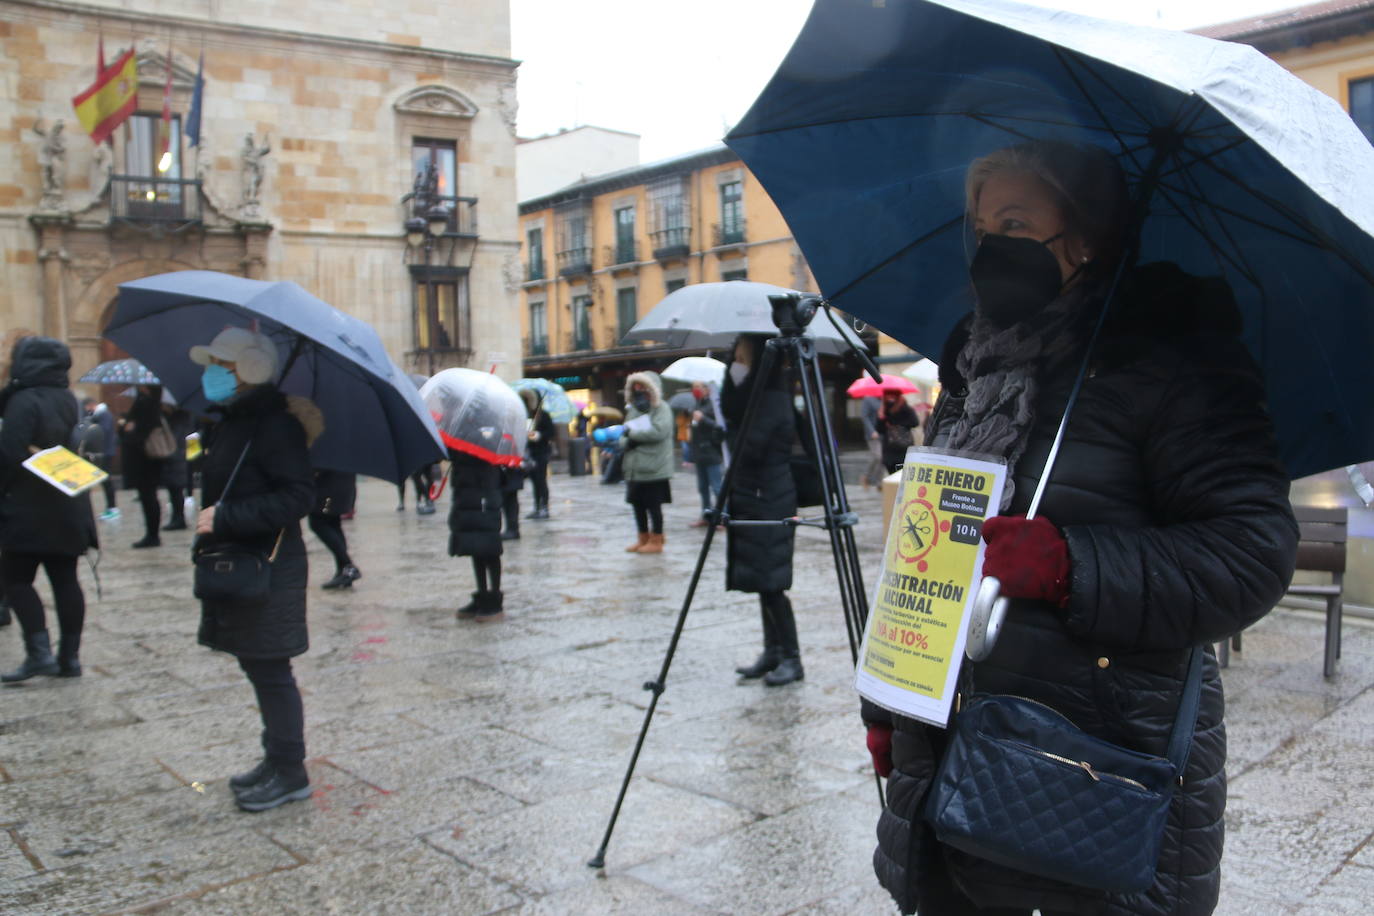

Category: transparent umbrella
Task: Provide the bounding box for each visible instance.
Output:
[420,368,528,467]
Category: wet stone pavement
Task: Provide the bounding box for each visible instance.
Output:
[1,462,1373,914]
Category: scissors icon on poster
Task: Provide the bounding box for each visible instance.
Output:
[903,509,933,551]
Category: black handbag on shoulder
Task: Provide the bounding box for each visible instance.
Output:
[925,647,1204,893]
[192,438,280,605]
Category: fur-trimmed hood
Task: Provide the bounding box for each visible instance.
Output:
[623,370,663,407]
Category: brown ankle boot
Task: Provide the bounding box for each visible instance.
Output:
[639,533,664,554]
[626,532,650,552]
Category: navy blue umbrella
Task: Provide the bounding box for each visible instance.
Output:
[727,0,1374,479]
[108,271,445,483]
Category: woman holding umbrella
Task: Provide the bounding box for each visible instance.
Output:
[190,327,319,812]
[520,388,556,520]
[862,142,1297,915]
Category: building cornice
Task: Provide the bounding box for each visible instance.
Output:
[2,0,520,73]
[519,147,740,213]
[1193,2,1374,52]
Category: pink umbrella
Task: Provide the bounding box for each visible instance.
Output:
[846,374,919,399]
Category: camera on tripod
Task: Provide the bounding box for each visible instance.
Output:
[767,292,822,336]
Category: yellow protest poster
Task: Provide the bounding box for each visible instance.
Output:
[854,446,1006,727]
[22,445,109,497]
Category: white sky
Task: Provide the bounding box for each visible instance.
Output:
[511,0,1307,161]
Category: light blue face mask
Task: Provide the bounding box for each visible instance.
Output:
[201,364,238,402]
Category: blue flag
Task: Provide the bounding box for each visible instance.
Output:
[185,51,204,147]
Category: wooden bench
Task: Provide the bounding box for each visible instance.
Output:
[1219,505,1347,678]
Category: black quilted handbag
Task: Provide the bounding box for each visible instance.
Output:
[926,648,1203,893]
[191,436,279,606]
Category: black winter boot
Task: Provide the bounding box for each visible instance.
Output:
[2,631,61,682]
[475,589,505,623]
[762,595,804,686]
[736,647,783,679]
[56,631,81,678]
[234,761,311,812]
[229,758,271,793]
[456,592,483,620]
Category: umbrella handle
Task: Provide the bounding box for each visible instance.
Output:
[965,577,1008,662]
[429,469,449,502]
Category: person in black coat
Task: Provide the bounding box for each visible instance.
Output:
[190,327,318,813]
[687,381,725,528]
[119,385,188,547]
[448,450,505,621]
[873,389,919,473]
[521,389,556,520]
[720,334,804,687]
[0,337,98,682]
[863,141,1298,916]
[498,465,524,540]
[309,470,359,589]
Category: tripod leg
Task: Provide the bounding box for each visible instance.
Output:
[590,340,785,869]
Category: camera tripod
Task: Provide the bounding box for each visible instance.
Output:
[588,295,884,869]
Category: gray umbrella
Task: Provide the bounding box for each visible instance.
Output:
[622,281,868,356]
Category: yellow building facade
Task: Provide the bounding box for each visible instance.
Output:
[517,145,839,406]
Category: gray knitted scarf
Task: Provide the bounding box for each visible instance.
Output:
[943,286,1091,509]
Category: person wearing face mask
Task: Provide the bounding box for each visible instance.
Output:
[620,371,674,553]
[189,327,321,812]
[873,388,919,473]
[721,334,804,686]
[862,141,1297,916]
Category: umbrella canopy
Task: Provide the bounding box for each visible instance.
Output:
[667,391,699,413]
[79,358,160,385]
[108,271,445,484]
[624,281,868,357]
[510,377,576,423]
[727,0,1374,478]
[847,374,919,399]
[661,356,727,385]
[421,368,527,467]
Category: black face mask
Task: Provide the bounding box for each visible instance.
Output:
[631,392,650,411]
[969,233,1072,329]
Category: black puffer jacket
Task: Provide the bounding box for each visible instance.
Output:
[721,359,796,594]
[0,337,97,557]
[197,387,316,660]
[869,264,1298,916]
[447,452,502,558]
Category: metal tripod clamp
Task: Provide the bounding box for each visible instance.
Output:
[965,576,1008,662]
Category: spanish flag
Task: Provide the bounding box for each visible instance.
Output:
[72,48,138,145]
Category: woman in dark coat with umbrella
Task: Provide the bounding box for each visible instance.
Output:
[190,327,319,812]
[0,337,98,681]
[449,451,505,621]
[119,385,190,547]
[863,141,1298,915]
[721,334,803,687]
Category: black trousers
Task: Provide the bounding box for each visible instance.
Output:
[307,512,351,572]
[137,482,184,536]
[529,457,549,508]
[472,555,501,591]
[95,455,116,509]
[237,656,306,771]
[1,553,84,654]
[502,490,519,533]
[633,503,663,534]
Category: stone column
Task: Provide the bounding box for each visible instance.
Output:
[31,215,70,340]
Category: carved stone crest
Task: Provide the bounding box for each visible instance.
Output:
[394,85,478,120]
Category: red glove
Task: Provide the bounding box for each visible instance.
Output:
[981,514,1071,607]
[867,723,894,778]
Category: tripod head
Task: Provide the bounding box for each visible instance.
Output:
[768,292,883,382]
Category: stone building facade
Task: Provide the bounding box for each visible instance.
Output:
[0,0,521,387]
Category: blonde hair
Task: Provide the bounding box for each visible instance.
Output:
[966,140,1130,270]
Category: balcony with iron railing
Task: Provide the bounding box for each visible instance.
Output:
[650,226,691,261]
[605,240,638,266]
[713,218,747,247]
[525,334,549,357]
[557,247,593,277]
[571,323,594,352]
[431,195,478,236]
[526,258,546,282]
[109,175,203,227]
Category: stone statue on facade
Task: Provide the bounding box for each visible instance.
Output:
[239,132,271,219]
[33,118,66,211]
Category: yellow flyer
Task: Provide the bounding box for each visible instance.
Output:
[854,446,1006,727]
[22,445,109,497]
